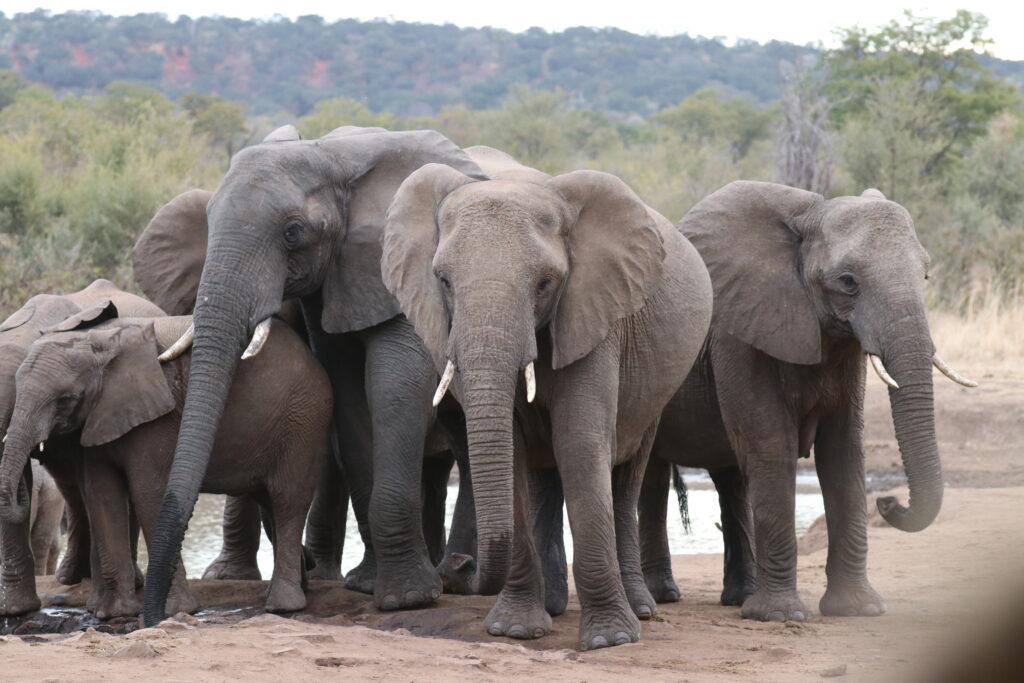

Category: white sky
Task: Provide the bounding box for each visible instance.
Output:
[5,2,1024,60]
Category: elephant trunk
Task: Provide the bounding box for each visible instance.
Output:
[0,402,49,523]
[142,236,278,625]
[875,322,942,532]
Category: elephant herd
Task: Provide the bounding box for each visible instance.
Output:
[0,125,976,651]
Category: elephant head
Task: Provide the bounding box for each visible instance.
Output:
[136,126,484,624]
[0,313,176,522]
[680,181,973,532]
[381,156,666,593]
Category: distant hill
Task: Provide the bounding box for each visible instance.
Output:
[2,10,1022,117]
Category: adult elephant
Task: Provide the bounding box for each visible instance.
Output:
[379,148,713,650]
[140,126,485,625]
[0,280,163,615]
[641,182,975,622]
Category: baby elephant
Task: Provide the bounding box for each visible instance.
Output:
[0,310,332,619]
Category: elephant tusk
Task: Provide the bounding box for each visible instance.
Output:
[241,318,272,360]
[524,362,536,403]
[38,442,44,452]
[432,360,456,407]
[158,322,195,362]
[868,354,899,390]
[932,354,978,388]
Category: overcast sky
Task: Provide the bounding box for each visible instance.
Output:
[6,2,1024,60]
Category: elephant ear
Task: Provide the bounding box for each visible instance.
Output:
[381,163,479,371]
[81,323,176,447]
[0,302,36,333]
[323,125,388,139]
[319,129,485,334]
[263,124,301,143]
[43,300,118,333]
[545,170,666,370]
[463,145,548,183]
[679,181,824,365]
[861,188,886,199]
[132,189,213,315]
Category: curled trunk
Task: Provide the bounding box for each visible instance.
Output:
[0,412,41,523]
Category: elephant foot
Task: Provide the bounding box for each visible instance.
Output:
[344,554,377,595]
[56,552,90,586]
[644,570,680,603]
[439,552,476,594]
[623,578,658,620]
[0,581,41,616]
[820,581,886,617]
[720,580,754,607]
[93,592,142,620]
[306,555,341,582]
[544,576,568,617]
[266,579,307,613]
[375,555,441,611]
[578,599,641,651]
[485,587,552,640]
[165,586,200,617]
[202,553,262,581]
[741,589,809,622]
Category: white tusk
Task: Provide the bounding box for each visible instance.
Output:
[524,362,536,403]
[868,354,899,390]
[38,442,44,452]
[432,360,456,407]
[2,434,5,443]
[932,354,978,388]
[241,318,272,360]
[158,322,195,362]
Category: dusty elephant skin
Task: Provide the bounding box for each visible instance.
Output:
[380,147,713,650]
[637,182,973,623]
[0,312,332,619]
[138,126,487,626]
[0,280,163,616]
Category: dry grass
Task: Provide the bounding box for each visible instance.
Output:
[929,281,1024,374]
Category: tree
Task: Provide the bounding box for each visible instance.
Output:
[653,88,775,161]
[0,70,28,110]
[774,59,833,194]
[180,92,249,163]
[295,97,399,138]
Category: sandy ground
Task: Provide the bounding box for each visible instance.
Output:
[2,366,1022,681]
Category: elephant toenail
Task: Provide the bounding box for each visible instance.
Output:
[591,636,608,648]
[636,605,652,619]
[430,589,440,600]
[614,631,630,645]
[862,603,881,616]
[380,595,399,610]
[488,622,503,636]
[404,590,424,605]
[792,611,806,622]
[533,627,545,638]
[508,625,526,638]
[767,611,784,622]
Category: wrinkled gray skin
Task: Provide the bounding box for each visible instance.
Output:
[0,280,163,615]
[139,126,487,626]
[0,313,332,618]
[27,460,64,576]
[637,182,947,622]
[380,148,712,650]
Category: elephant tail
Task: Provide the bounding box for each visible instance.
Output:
[672,465,691,534]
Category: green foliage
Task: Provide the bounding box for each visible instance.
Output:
[0,69,28,110]
[181,92,249,163]
[296,98,401,138]
[652,89,776,160]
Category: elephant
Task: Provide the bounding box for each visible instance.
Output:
[378,147,713,650]
[0,279,164,615]
[0,311,333,618]
[636,182,976,623]
[139,125,486,626]
[27,460,65,576]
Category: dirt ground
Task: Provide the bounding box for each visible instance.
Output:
[2,364,1022,682]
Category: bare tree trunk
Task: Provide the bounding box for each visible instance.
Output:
[774,58,834,195]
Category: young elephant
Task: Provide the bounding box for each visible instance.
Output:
[380,148,712,650]
[27,460,65,576]
[640,182,975,622]
[0,313,332,618]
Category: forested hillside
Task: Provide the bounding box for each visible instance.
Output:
[1,10,828,115]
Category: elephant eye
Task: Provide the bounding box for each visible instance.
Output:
[437,274,452,291]
[837,273,859,295]
[537,276,556,295]
[283,220,303,246]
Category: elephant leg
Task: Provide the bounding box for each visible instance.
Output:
[815,395,886,617]
[484,425,551,640]
[264,492,312,614]
[202,495,263,580]
[437,414,479,593]
[529,466,567,616]
[320,335,376,594]
[638,453,679,603]
[82,462,140,619]
[0,469,40,615]
[422,452,453,567]
[550,350,639,651]
[614,423,659,620]
[709,467,756,606]
[30,477,64,577]
[363,321,440,610]
[715,344,807,622]
[304,455,348,581]
[129,507,144,589]
[44,458,90,585]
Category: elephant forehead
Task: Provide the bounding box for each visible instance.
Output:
[441,181,567,234]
